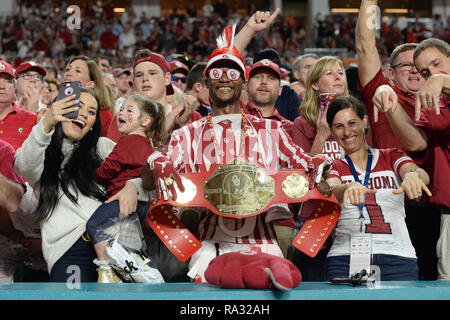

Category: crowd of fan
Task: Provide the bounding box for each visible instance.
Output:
[2,0,449,79]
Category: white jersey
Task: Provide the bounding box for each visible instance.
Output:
[327,148,416,259]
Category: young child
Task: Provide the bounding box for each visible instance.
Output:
[86,94,166,283]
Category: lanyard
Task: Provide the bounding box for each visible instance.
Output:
[345,148,373,230]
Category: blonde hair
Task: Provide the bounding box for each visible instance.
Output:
[167,85,185,109]
[299,56,348,127]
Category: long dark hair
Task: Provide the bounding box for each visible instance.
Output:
[35,88,106,222]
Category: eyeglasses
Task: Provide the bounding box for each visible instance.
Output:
[171,76,186,83]
[208,68,241,81]
[17,73,43,81]
[391,62,416,72]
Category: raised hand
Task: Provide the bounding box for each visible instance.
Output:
[41,95,79,133]
[178,94,199,127]
[414,74,448,120]
[245,8,280,33]
[372,84,398,123]
[234,8,280,53]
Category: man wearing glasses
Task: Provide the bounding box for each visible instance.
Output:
[356,0,426,150]
[356,0,440,282]
[15,61,47,113]
[0,61,37,151]
[169,60,189,92]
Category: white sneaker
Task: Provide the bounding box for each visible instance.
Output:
[105,240,164,283]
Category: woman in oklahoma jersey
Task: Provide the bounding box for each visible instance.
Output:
[324,96,431,281]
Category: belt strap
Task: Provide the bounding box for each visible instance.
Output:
[146,162,341,261]
[147,204,201,262]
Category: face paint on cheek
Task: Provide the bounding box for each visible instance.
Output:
[127,114,133,123]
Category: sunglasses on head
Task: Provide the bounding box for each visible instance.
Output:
[171,76,186,83]
[208,68,241,81]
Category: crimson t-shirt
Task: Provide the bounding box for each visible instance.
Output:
[412,105,450,208]
[243,103,294,139]
[94,134,154,197]
[0,139,25,187]
[0,104,37,150]
[291,115,342,160]
[359,68,416,151]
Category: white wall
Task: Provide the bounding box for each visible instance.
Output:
[432,0,450,22]
[132,0,161,18]
[0,0,17,16]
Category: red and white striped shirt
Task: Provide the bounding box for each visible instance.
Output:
[166,113,312,244]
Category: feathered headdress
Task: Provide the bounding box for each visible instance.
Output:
[206,23,246,77]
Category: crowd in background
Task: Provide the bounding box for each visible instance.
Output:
[0,1,449,285]
[2,0,449,78]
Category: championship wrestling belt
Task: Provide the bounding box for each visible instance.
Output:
[146,158,341,262]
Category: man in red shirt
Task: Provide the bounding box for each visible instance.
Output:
[243,52,296,259]
[373,38,450,280]
[0,138,36,283]
[0,60,37,150]
[0,139,24,213]
[244,54,293,138]
[145,42,323,283]
[15,61,47,113]
[356,0,425,150]
[100,24,118,53]
[357,0,440,281]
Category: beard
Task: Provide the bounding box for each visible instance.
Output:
[250,88,278,107]
[252,93,277,106]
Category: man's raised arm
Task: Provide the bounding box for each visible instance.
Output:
[234,9,280,54]
[356,0,382,87]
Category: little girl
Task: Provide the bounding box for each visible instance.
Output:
[86,94,166,283]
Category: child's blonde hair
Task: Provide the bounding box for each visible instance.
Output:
[127,94,166,149]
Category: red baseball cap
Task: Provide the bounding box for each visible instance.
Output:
[133,51,174,95]
[169,61,189,75]
[15,61,47,78]
[249,59,281,79]
[0,61,14,79]
[112,68,131,77]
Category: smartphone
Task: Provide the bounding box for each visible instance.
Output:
[57,81,81,119]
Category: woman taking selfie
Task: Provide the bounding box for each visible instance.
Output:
[14,88,145,282]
